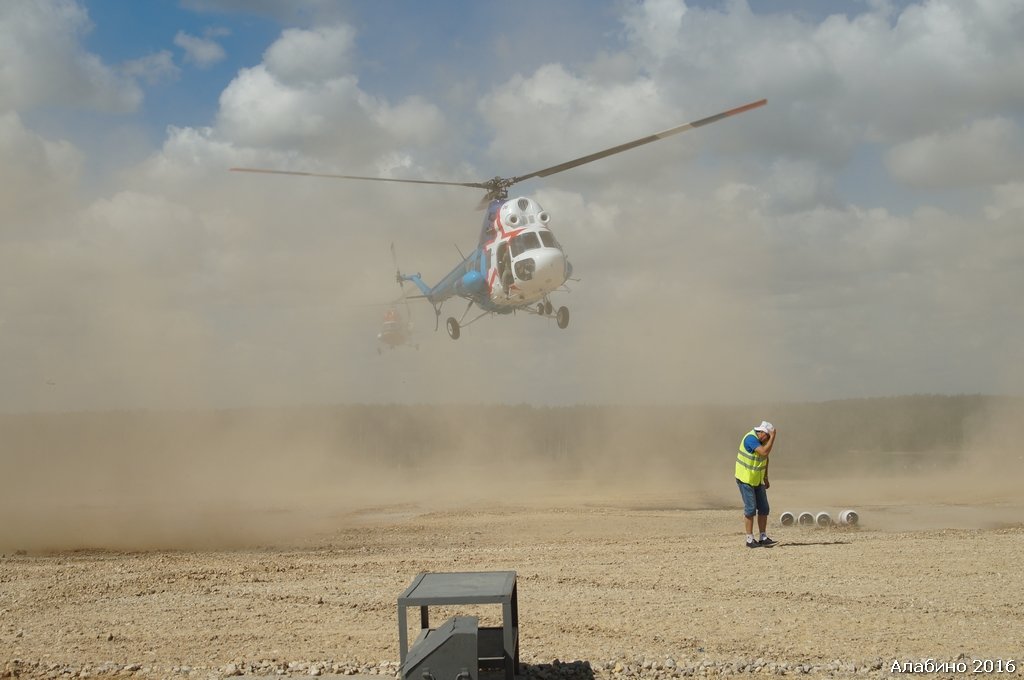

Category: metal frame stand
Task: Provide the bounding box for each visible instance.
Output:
[398,571,520,680]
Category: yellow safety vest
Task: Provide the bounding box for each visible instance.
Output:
[735,429,768,486]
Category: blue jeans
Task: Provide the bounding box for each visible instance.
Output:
[736,479,769,518]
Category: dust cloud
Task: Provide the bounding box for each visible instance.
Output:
[2,395,1020,552]
[0,405,727,552]
[765,396,1023,532]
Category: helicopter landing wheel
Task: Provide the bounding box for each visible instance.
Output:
[544,300,553,316]
[538,302,546,315]
[446,317,461,340]
[556,306,570,329]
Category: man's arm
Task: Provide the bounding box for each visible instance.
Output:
[761,430,775,488]
[754,429,776,456]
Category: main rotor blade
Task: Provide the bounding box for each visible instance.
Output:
[231,98,765,204]
[230,167,488,190]
[507,98,767,185]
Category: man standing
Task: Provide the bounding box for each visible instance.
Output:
[736,421,777,548]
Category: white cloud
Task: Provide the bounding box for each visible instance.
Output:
[215,63,363,151]
[0,111,83,225]
[263,24,355,85]
[621,0,688,62]
[372,96,446,147]
[763,159,839,213]
[139,125,242,185]
[480,63,675,174]
[180,0,346,24]
[615,0,1024,160]
[985,182,1024,221]
[0,0,141,113]
[121,50,181,85]
[174,30,226,69]
[886,117,1024,188]
[160,24,449,171]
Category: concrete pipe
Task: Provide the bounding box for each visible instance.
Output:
[815,511,833,527]
[839,509,859,526]
[797,511,815,526]
[780,511,795,526]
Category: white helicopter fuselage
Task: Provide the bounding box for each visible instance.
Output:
[483,196,570,308]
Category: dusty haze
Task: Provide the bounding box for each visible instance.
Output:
[3,396,1019,552]
[3,4,1023,674]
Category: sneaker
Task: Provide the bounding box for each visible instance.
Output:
[746,539,760,548]
[758,536,777,547]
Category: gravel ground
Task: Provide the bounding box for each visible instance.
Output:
[3,492,1023,680]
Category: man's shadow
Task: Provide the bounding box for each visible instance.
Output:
[776,540,851,547]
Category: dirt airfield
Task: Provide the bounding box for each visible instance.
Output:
[3,407,1023,679]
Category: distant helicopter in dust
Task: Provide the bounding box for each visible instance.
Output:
[376,245,418,354]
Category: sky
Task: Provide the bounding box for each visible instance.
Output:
[2,0,1023,411]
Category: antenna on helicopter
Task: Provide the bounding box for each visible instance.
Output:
[390,242,402,284]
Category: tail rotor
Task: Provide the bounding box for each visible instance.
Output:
[391,243,415,331]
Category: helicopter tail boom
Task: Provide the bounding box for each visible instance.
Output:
[398,272,434,299]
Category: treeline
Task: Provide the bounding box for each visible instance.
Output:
[2,395,1018,477]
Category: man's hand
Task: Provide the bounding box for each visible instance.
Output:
[764,478,770,489]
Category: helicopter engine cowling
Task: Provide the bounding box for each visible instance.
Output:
[457,270,486,295]
[499,196,546,229]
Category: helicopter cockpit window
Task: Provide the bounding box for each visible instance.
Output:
[510,231,541,257]
[539,231,559,249]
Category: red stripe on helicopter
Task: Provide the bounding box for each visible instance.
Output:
[484,218,526,295]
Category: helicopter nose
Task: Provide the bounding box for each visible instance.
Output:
[540,248,565,284]
[528,248,567,290]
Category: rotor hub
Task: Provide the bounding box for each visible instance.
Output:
[481,176,516,202]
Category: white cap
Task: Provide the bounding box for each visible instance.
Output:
[754,420,775,434]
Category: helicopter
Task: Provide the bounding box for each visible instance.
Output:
[376,244,418,353]
[232,98,766,340]
[377,304,416,353]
